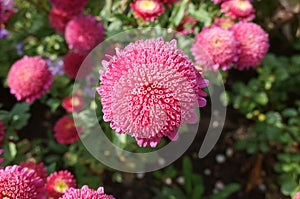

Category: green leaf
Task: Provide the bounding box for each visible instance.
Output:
[170,0,189,27]
[209,183,241,199]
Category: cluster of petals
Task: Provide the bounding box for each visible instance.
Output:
[97,38,208,147]
[130,0,165,21]
[7,56,53,102]
[20,161,48,183]
[54,115,80,144]
[221,0,255,21]
[59,185,115,199]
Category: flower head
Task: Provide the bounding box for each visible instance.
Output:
[65,15,105,52]
[191,27,240,71]
[62,95,85,112]
[49,0,88,13]
[0,165,46,199]
[46,170,76,199]
[130,0,165,21]
[176,16,197,34]
[49,8,77,34]
[212,17,234,30]
[8,56,53,102]
[221,0,255,21]
[97,38,208,147]
[231,22,269,70]
[59,185,115,199]
[54,115,80,144]
[63,51,90,79]
[20,161,47,183]
[295,192,300,199]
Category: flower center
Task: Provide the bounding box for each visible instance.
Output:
[138,0,157,11]
[54,180,69,193]
[212,38,222,47]
[72,97,80,106]
[237,0,252,11]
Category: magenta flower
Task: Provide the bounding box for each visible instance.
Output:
[221,0,255,21]
[65,15,105,52]
[97,38,208,147]
[62,95,85,112]
[49,0,88,13]
[7,56,53,102]
[130,0,165,21]
[54,115,81,144]
[63,50,91,79]
[191,27,240,71]
[49,8,77,34]
[231,22,269,70]
[0,165,46,199]
[20,161,47,183]
[59,185,115,199]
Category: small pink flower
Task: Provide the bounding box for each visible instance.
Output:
[62,95,85,112]
[130,0,165,21]
[176,16,197,34]
[97,38,208,147]
[212,17,235,30]
[54,115,80,144]
[46,170,76,199]
[65,15,105,52]
[49,0,88,13]
[0,165,46,199]
[59,185,115,199]
[191,27,240,71]
[20,161,47,183]
[231,22,269,70]
[8,56,53,102]
[221,0,255,21]
[49,8,77,34]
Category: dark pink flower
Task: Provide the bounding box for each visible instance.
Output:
[191,27,240,71]
[212,17,235,30]
[46,170,76,199]
[65,15,105,52]
[176,16,197,34]
[0,165,46,199]
[221,0,255,21]
[49,8,77,34]
[8,56,53,102]
[232,22,269,70]
[130,0,165,21]
[97,38,208,147]
[59,185,115,199]
[54,115,80,144]
[62,95,85,112]
[20,161,47,183]
[49,0,88,13]
[63,51,91,79]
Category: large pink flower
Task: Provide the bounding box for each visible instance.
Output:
[59,185,115,199]
[191,27,240,71]
[49,0,88,13]
[65,15,105,52]
[221,0,255,21]
[231,22,269,70]
[97,38,208,147]
[54,115,80,144]
[0,165,46,199]
[46,170,76,199]
[130,0,165,21]
[7,56,53,102]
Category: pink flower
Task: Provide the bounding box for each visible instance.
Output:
[211,17,235,30]
[176,16,197,34]
[62,95,85,112]
[49,8,77,34]
[130,0,165,21]
[221,0,255,21]
[0,165,46,199]
[231,22,269,70]
[191,27,240,71]
[59,185,115,199]
[295,192,300,199]
[97,38,208,147]
[49,0,88,13]
[54,115,80,144]
[7,56,53,102]
[20,161,47,183]
[46,170,76,199]
[65,15,105,52]
[63,51,90,79]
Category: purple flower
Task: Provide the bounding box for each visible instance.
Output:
[47,58,64,76]
[16,42,24,55]
[0,28,9,39]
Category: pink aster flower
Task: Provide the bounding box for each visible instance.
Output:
[62,95,85,112]
[46,170,76,199]
[0,165,46,199]
[49,0,88,13]
[49,8,77,34]
[7,56,53,102]
[20,161,47,183]
[130,0,165,21]
[176,16,197,34]
[65,15,105,52]
[191,27,240,71]
[54,115,81,144]
[63,51,91,79]
[295,192,300,199]
[231,22,269,70]
[97,38,208,147]
[221,0,255,21]
[59,185,115,199]
[212,17,235,30]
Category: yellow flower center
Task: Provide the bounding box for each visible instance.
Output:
[139,1,156,11]
[237,0,252,10]
[54,180,69,193]
[72,97,80,106]
[212,38,222,47]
